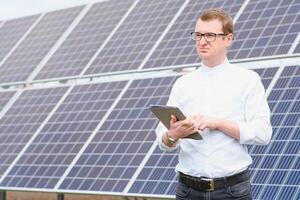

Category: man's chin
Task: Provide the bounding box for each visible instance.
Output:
[199,52,210,59]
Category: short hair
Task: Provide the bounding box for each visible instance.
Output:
[198,9,233,34]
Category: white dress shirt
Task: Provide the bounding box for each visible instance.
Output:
[156,58,272,178]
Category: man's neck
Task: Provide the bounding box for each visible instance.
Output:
[202,57,227,68]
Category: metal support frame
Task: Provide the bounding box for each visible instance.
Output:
[0,191,6,200]
[57,193,64,200]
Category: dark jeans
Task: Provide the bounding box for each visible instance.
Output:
[176,179,253,200]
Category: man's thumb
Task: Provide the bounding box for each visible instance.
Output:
[170,115,177,123]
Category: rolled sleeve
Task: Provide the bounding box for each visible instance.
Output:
[239,74,272,145]
[155,79,181,152]
[155,122,179,152]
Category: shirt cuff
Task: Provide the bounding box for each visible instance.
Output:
[156,131,178,152]
[238,121,255,144]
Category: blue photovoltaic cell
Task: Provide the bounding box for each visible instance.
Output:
[250,65,300,199]
[84,0,184,74]
[1,81,126,189]
[59,76,178,192]
[143,0,243,69]
[253,67,278,89]
[0,91,16,112]
[0,6,83,84]
[0,87,68,180]
[129,147,179,195]
[34,0,134,81]
[229,0,300,59]
[0,15,39,63]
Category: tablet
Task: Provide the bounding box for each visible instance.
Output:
[149,105,202,140]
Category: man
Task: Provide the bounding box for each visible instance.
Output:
[155,9,272,200]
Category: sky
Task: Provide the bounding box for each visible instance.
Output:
[0,0,105,20]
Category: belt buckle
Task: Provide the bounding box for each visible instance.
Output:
[201,178,215,191]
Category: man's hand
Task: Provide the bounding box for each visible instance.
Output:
[168,115,198,140]
[193,114,240,140]
[192,115,220,131]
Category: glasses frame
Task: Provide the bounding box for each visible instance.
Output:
[191,32,228,42]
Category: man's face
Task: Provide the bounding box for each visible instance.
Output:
[195,19,232,64]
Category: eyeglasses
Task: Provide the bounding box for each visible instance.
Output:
[191,32,228,42]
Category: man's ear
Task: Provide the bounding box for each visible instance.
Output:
[225,33,233,47]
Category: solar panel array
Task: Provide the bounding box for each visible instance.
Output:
[1,81,126,189]
[59,77,177,192]
[228,0,300,59]
[0,0,299,199]
[0,6,83,84]
[0,87,69,179]
[84,0,184,74]
[33,0,135,80]
[250,65,300,200]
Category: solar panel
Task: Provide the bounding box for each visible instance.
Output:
[0,81,127,189]
[0,87,68,180]
[143,0,243,69]
[0,91,16,111]
[0,15,39,63]
[33,0,135,81]
[253,67,279,89]
[84,0,184,74]
[58,76,177,192]
[0,6,83,84]
[228,0,300,59]
[129,146,179,195]
[250,65,300,199]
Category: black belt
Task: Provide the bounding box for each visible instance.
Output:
[179,169,250,192]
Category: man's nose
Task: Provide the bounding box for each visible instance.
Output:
[197,37,207,45]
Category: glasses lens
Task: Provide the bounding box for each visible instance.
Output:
[191,32,198,40]
[204,33,216,42]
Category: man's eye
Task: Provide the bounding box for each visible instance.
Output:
[205,33,215,37]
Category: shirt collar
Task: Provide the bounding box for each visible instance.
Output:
[200,58,229,73]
